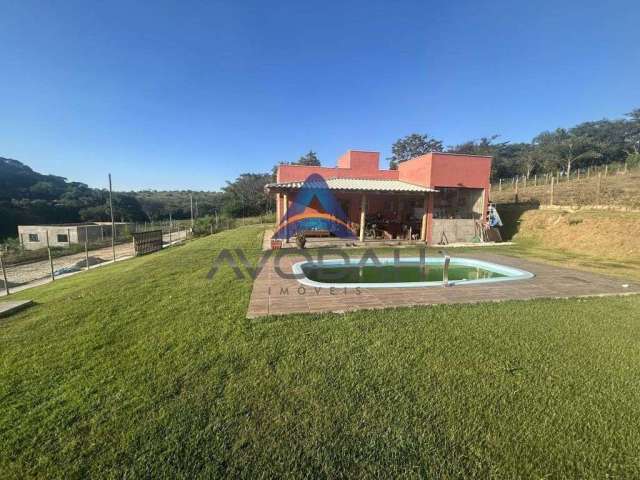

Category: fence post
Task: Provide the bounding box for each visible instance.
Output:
[514,177,519,203]
[499,178,502,191]
[604,164,608,177]
[549,176,554,206]
[84,227,89,270]
[0,252,9,295]
[596,172,602,204]
[534,174,537,187]
[46,231,55,281]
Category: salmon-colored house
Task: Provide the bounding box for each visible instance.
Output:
[267,150,492,245]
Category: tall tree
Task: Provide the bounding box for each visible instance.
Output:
[296,150,321,166]
[222,173,273,218]
[624,109,640,156]
[534,129,601,176]
[388,133,443,169]
[447,135,508,156]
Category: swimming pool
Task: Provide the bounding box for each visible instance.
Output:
[292,257,534,288]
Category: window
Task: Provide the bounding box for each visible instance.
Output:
[57,234,69,243]
[28,233,39,242]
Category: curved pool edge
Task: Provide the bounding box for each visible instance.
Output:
[291,257,535,289]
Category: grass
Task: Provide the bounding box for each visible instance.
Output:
[491,167,640,208]
[2,225,640,478]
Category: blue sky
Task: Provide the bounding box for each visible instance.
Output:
[1,0,638,191]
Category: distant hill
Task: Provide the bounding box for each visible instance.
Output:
[0,157,230,240]
[131,190,226,222]
[0,157,149,239]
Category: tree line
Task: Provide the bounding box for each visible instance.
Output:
[389,109,640,179]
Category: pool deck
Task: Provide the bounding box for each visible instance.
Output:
[246,252,640,318]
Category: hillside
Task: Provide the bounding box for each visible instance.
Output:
[0,157,149,239]
[491,167,640,209]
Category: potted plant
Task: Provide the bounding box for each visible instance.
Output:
[295,232,306,249]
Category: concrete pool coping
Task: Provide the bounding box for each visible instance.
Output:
[246,251,640,318]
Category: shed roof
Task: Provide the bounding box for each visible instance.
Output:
[266,178,436,193]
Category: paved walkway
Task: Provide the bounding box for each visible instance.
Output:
[0,300,33,318]
[247,252,639,318]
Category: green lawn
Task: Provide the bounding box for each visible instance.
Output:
[2,226,640,478]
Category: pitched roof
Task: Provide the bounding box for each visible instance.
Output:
[266,178,436,193]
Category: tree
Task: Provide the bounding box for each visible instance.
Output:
[624,109,640,156]
[222,173,273,218]
[271,150,320,180]
[296,150,321,166]
[515,144,541,178]
[388,133,443,169]
[534,129,601,176]
[447,135,508,156]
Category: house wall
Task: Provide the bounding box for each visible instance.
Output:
[18,226,78,250]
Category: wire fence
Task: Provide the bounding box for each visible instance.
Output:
[0,223,189,296]
[490,162,640,209]
[0,214,276,297]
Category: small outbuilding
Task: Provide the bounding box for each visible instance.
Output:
[266,150,492,245]
[17,222,135,250]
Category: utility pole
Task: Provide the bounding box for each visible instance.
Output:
[108,173,116,262]
[190,194,194,232]
[46,231,55,281]
[0,251,9,295]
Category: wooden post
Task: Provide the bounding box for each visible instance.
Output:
[0,253,9,296]
[359,194,367,242]
[604,164,608,177]
[190,194,194,231]
[549,176,554,206]
[46,231,55,281]
[577,169,580,181]
[596,172,602,204]
[499,178,502,191]
[84,227,89,270]
[534,174,537,187]
[514,177,519,203]
[523,175,527,190]
[420,194,428,241]
[169,213,172,244]
[283,193,288,242]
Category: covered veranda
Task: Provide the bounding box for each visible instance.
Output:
[266,178,438,244]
